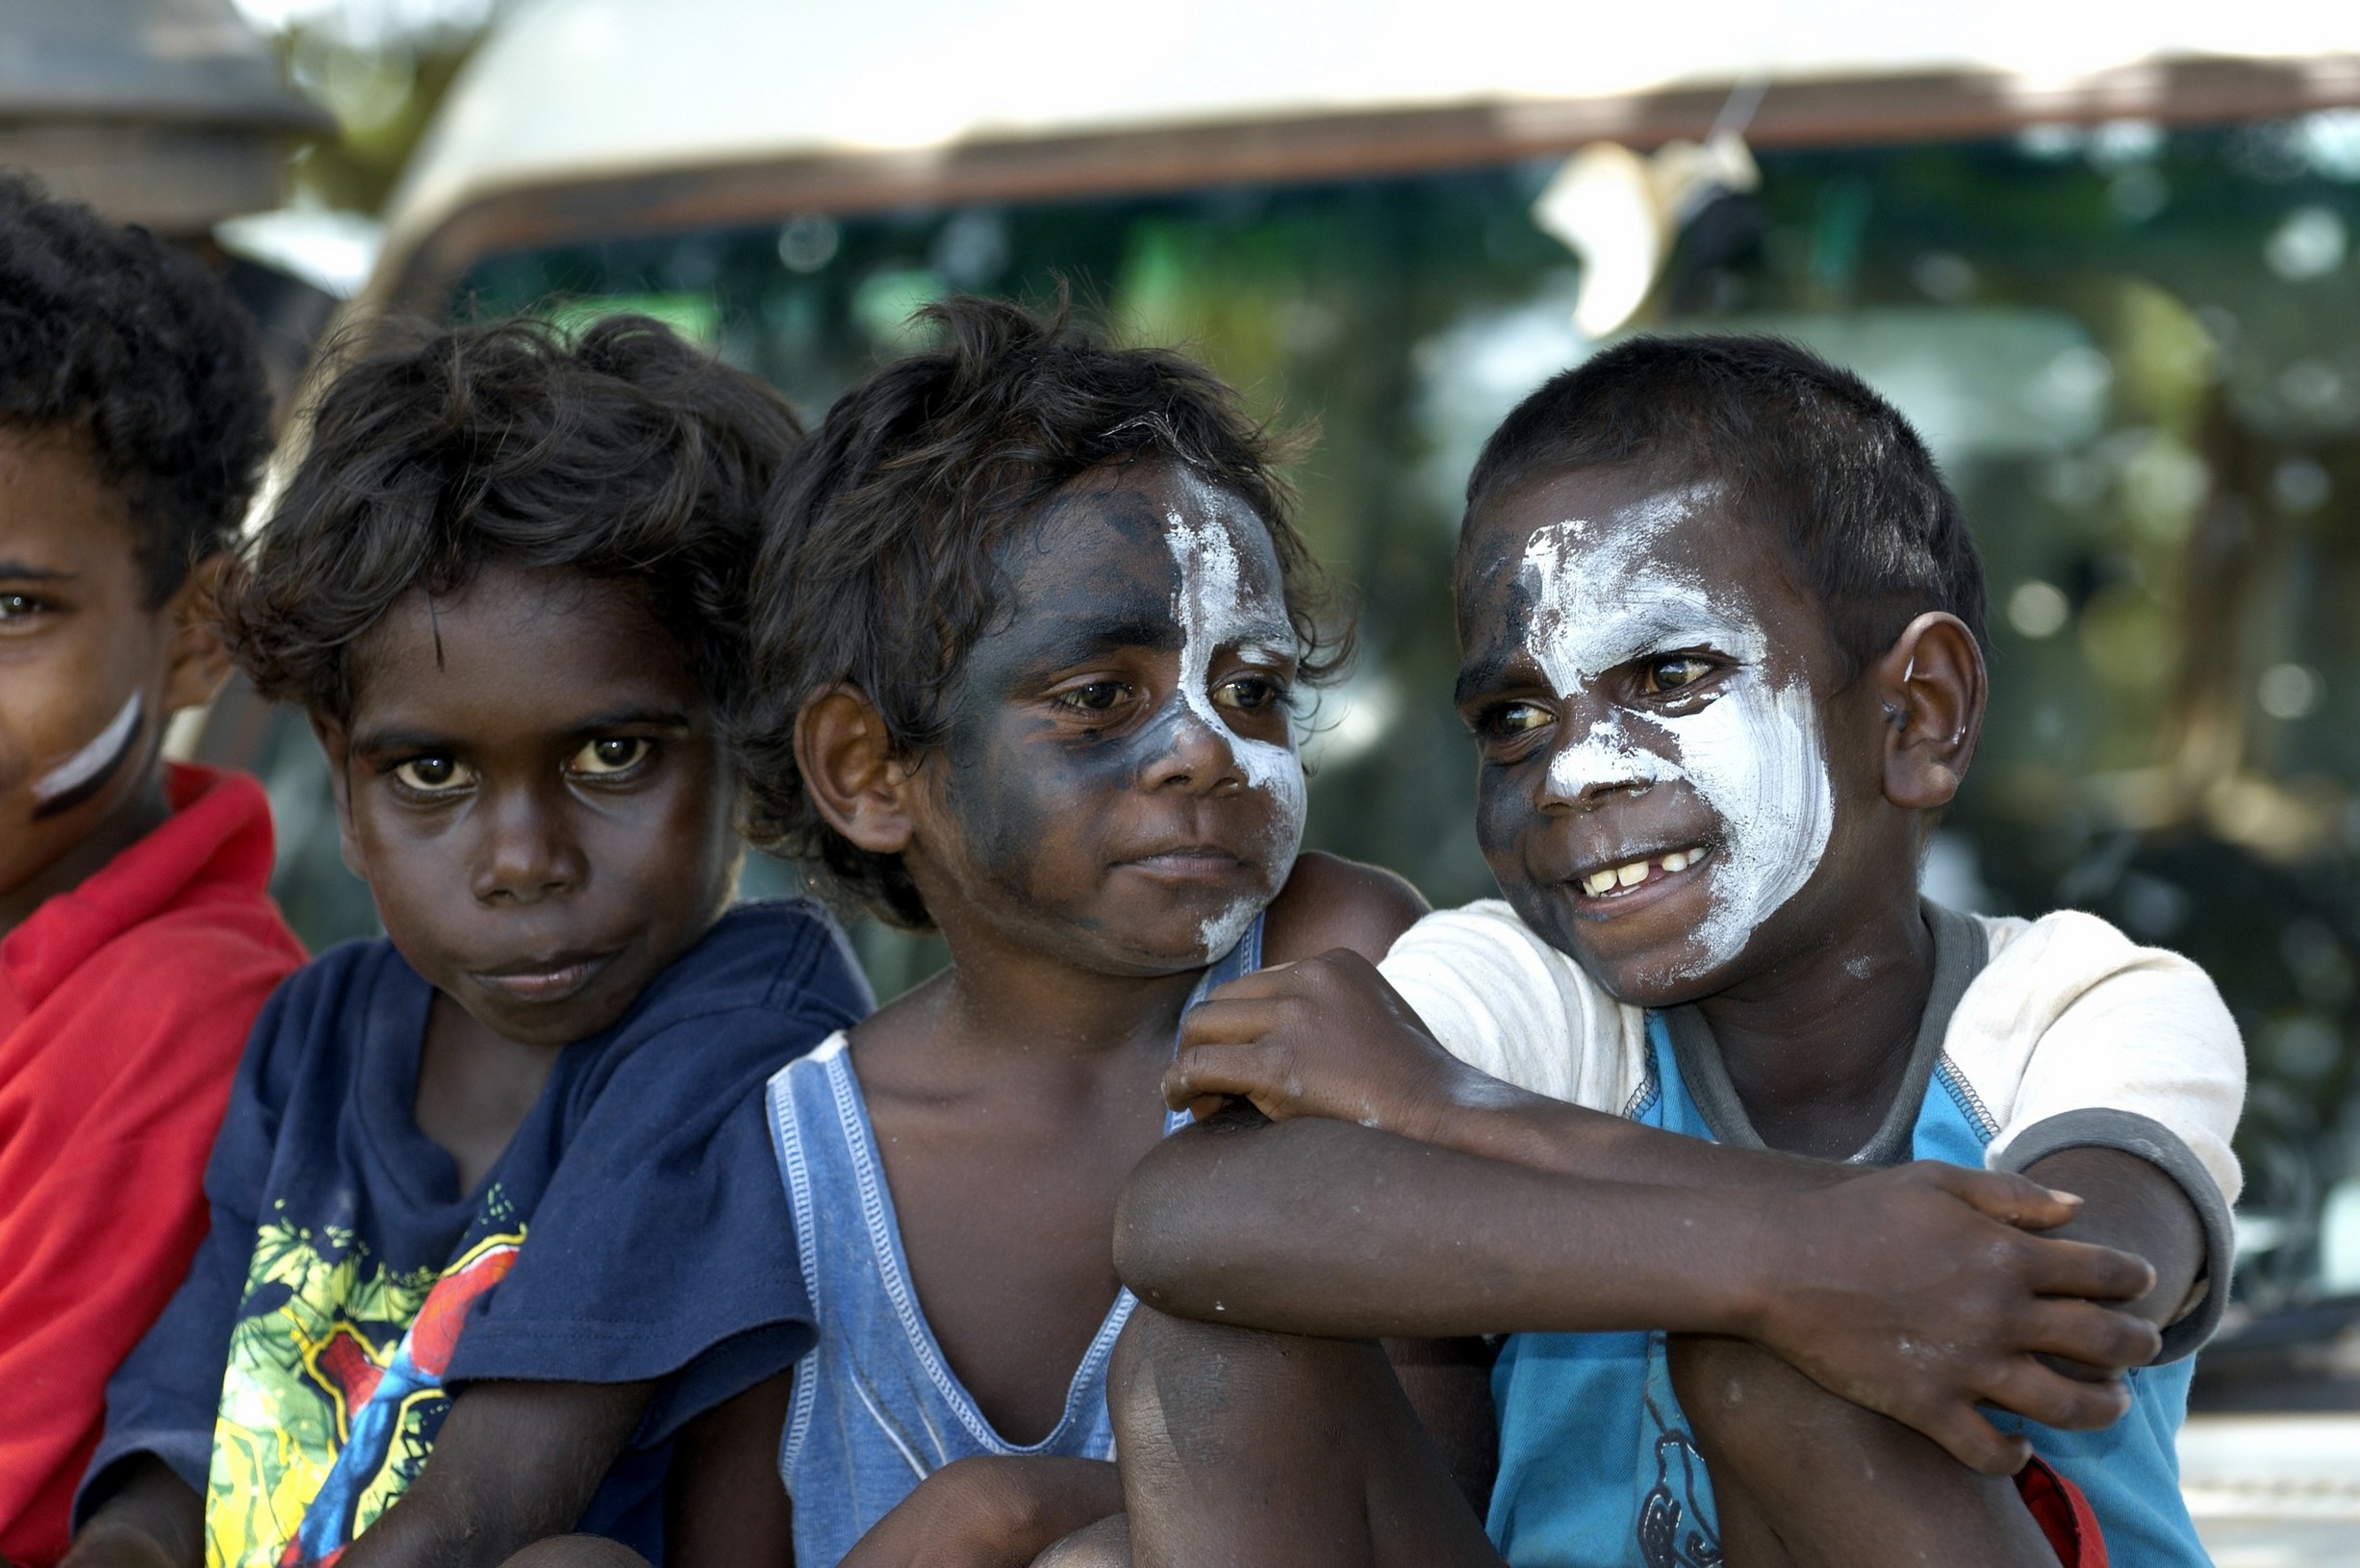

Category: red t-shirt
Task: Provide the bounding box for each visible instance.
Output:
[0,764,305,1567]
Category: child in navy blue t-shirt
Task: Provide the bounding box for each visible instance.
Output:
[63,317,869,1568]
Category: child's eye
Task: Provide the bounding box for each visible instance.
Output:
[570,737,650,776]
[1639,656,1717,695]
[0,592,50,623]
[1486,701,1553,737]
[1054,681,1132,714]
[1213,673,1286,714]
[392,756,474,795]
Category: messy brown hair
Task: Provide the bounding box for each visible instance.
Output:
[223,314,802,722]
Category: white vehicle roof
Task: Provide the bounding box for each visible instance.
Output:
[373,0,2360,304]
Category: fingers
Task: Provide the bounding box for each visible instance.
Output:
[1974,1356,2135,1433]
[1910,1402,2033,1477]
[1163,1041,1286,1113]
[2015,1298,2162,1375]
[2016,1234,2158,1304]
[1176,995,1289,1050]
[1916,1162,2081,1230]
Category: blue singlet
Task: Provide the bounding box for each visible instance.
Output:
[764,917,1264,1568]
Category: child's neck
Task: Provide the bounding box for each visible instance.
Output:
[1689,889,1935,1161]
[865,920,1205,1092]
[0,766,169,939]
[416,991,567,1196]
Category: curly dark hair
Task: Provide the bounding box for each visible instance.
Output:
[1465,333,1987,669]
[0,174,272,603]
[221,313,802,723]
[737,293,1346,931]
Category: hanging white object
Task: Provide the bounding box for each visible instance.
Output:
[1533,132,1762,338]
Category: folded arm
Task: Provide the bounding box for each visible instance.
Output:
[1113,1107,2159,1475]
[1168,950,1861,1192]
[336,1378,654,1568]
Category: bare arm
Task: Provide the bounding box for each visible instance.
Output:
[2023,1147,2205,1334]
[1168,950,1862,1191]
[59,1457,202,1568]
[835,1458,1123,1568]
[1260,860,1503,1501]
[1260,851,1429,966]
[1113,1108,2161,1475]
[336,1378,654,1568]
[665,1371,795,1568]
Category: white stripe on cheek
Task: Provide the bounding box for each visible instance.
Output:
[32,692,142,803]
[1652,673,1835,973]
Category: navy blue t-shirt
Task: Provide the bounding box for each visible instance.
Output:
[81,898,870,1566]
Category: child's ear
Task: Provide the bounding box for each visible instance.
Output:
[1874,612,1986,812]
[309,716,368,881]
[159,555,234,715]
[795,686,919,856]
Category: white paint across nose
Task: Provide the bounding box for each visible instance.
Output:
[1161,476,1306,959]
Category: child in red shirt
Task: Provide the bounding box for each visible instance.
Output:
[0,177,305,1568]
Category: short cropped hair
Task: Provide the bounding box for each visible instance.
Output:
[737,293,1343,931]
[1464,334,1988,666]
[223,315,801,721]
[0,175,271,602]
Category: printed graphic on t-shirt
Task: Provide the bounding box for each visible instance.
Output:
[203,1193,523,1568]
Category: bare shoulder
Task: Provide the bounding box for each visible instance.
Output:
[1262,850,1432,966]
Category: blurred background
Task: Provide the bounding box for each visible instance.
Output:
[14,0,2359,1554]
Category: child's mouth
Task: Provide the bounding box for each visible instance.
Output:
[470,950,615,1003]
[1575,844,1713,901]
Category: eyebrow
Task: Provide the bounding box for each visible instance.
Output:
[0,561,76,582]
[1454,646,1528,706]
[1013,612,1183,668]
[349,707,696,754]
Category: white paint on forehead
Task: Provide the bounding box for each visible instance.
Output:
[32,692,141,804]
[1516,485,1833,978]
[1161,472,1306,959]
[1519,484,1762,694]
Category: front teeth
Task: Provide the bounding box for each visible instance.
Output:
[1581,847,1702,898]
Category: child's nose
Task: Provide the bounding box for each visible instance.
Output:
[1538,700,1670,811]
[1138,700,1244,796]
[471,787,587,903]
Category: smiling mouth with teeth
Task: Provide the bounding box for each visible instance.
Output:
[1578,845,1712,898]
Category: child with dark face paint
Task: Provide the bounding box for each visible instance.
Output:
[732,297,1463,1568]
[1110,337,2241,1568]
[0,178,304,1568]
[66,317,870,1568]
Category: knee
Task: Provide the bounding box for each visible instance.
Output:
[1031,1512,1130,1568]
[1106,1303,1233,1451]
[1665,1334,1830,1468]
[498,1535,651,1568]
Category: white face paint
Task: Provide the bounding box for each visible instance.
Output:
[32,692,141,808]
[1157,476,1307,958]
[1517,485,1834,978]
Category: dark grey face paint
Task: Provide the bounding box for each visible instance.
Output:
[927,464,1303,965]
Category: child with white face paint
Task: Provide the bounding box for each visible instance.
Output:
[0,179,305,1568]
[1115,335,2245,1568]
[1516,487,1834,989]
[729,297,1469,1568]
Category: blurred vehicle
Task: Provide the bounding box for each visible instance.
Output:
[0,0,339,399]
[211,4,2360,1549]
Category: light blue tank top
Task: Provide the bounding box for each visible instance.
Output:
[1485,1010,2207,1568]
[764,918,1264,1568]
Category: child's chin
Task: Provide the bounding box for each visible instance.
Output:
[1517,894,1732,1007]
